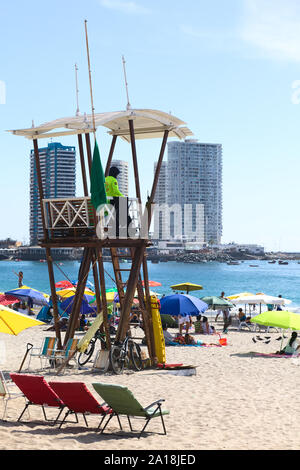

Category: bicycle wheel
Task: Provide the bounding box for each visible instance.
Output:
[129,341,143,371]
[78,339,95,366]
[109,345,125,374]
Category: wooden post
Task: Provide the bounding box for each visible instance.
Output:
[148,129,169,224]
[96,248,111,350]
[115,243,146,342]
[32,139,62,348]
[129,120,142,203]
[63,247,92,345]
[105,135,118,177]
[78,134,89,196]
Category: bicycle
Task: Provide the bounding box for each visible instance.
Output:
[77,329,107,367]
[109,333,143,374]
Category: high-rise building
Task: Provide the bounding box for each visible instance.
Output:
[30,142,76,245]
[153,139,223,244]
[110,160,129,197]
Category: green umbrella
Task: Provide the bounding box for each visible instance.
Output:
[200,296,234,310]
[250,311,300,331]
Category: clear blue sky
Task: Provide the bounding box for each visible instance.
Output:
[1,0,300,251]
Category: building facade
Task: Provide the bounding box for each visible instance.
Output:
[30,142,76,245]
[153,139,223,244]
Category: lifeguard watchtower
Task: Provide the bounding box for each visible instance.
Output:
[9,109,192,364]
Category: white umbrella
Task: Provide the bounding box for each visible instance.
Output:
[231,294,292,314]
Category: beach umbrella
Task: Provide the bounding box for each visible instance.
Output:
[0,305,44,336]
[71,280,95,290]
[250,311,300,331]
[60,292,97,315]
[170,282,203,294]
[5,286,50,306]
[55,280,73,289]
[56,287,94,299]
[0,293,20,307]
[200,296,234,310]
[227,292,255,300]
[160,294,208,317]
[141,280,162,287]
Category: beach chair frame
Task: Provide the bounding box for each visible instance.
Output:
[92,383,169,438]
[27,337,57,372]
[49,381,112,429]
[0,370,25,420]
[10,373,65,425]
[48,338,79,374]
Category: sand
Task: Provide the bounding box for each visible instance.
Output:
[0,320,299,451]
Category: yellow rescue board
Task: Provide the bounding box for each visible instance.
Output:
[150,295,166,364]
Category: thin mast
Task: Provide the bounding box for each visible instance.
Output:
[75,63,80,116]
[122,55,131,110]
[84,20,96,140]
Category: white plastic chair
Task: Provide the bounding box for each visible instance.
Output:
[0,370,25,420]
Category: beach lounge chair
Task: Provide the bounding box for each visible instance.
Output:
[50,338,79,373]
[10,373,65,424]
[27,337,57,371]
[238,320,253,331]
[0,370,24,420]
[49,381,112,429]
[92,382,169,438]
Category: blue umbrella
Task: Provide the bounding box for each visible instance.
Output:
[160,294,208,317]
[60,292,97,315]
[5,286,49,306]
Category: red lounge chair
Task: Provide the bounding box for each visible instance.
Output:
[49,381,112,429]
[10,373,65,424]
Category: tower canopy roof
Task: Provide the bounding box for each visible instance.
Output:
[8,109,193,142]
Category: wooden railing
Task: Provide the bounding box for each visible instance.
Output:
[43,196,142,240]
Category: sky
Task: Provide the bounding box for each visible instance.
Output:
[1,0,300,251]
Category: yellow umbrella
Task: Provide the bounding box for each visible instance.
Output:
[227,292,255,300]
[170,282,203,294]
[0,305,44,336]
[56,287,94,299]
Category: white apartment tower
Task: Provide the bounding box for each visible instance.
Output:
[153,139,223,244]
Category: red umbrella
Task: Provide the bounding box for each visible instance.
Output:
[141,281,162,287]
[0,294,20,306]
[55,280,74,289]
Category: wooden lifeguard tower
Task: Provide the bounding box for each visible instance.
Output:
[9,109,192,364]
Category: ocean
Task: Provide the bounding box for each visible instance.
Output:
[1,259,300,309]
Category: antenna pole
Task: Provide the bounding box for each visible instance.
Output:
[84,20,96,140]
[122,55,131,110]
[75,63,80,116]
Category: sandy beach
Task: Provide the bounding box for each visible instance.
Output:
[0,320,299,452]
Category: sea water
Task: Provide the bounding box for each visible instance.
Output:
[1,259,300,309]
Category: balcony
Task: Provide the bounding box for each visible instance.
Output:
[42,196,144,245]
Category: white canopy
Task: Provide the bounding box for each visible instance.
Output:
[232,294,292,305]
[8,109,193,142]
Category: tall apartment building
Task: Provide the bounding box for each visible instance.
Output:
[110,160,129,197]
[153,139,223,244]
[30,142,76,245]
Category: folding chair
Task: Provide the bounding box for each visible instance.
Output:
[27,337,57,371]
[92,382,169,438]
[51,338,79,373]
[49,381,112,429]
[10,373,65,424]
[0,370,24,420]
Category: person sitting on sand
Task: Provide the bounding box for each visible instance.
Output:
[202,316,215,335]
[184,333,197,345]
[178,314,192,335]
[276,332,300,356]
[163,326,175,345]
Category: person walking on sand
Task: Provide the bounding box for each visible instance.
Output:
[215,292,226,322]
[223,308,232,333]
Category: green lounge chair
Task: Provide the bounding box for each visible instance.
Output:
[92,383,169,438]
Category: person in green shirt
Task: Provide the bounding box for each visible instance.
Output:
[105,167,124,197]
[105,166,131,237]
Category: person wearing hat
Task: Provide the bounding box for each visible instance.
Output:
[105,166,124,198]
[105,166,132,237]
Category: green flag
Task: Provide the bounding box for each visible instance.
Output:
[90,140,107,210]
